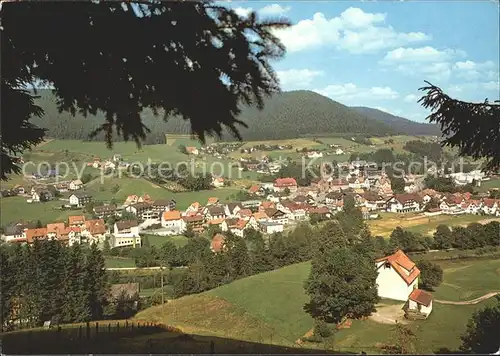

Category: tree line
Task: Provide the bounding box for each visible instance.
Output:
[0,241,109,331]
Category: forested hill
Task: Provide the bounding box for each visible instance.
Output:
[29,89,396,144]
[351,106,441,136]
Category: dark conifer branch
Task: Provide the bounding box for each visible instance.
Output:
[418,81,500,171]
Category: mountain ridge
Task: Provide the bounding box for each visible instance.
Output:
[28,89,436,143]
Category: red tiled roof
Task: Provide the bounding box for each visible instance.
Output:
[309,207,329,215]
[211,233,225,253]
[248,185,260,193]
[274,178,297,187]
[376,249,420,285]
[85,219,107,235]
[238,209,252,217]
[482,198,498,208]
[163,210,182,221]
[26,228,48,244]
[409,289,433,307]
[68,215,86,225]
[391,194,422,204]
[261,201,275,209]
[47,222,66,236]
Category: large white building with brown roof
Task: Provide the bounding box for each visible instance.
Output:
[375,250,421,302]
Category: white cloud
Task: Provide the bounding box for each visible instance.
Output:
[453,60,497,81]
[277,69,324,89]
[382,46,461,63]
[481,81,500,91]
[380,46,467,82]
[404,94,419,103]
[234,7,252,17]
[314,83,400,103]
[274,7,430,53]
[259,4,291,16]
[234,4,291,18]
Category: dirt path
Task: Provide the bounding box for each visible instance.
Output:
[435,291,500,305]
[295,328,313,345]
[368,303,408,325]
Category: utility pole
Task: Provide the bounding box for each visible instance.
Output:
[160,260,164,314]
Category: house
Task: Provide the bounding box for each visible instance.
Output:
[32,188,53,202]
[68,215,86,228]
[348,177,370,189]
[360,207,370,220]
[1,223,32,243]
[114,220,140,237]
[308,207,331,220]
[210,233,226,253]
[325,192,343,206]
[124,194,152,206]
[183,215,205,233]
[259,201,275,211]
[186,146,199,155]
[329,178,350,191]
[93,204,118,218]
[462,200,482,215]
[278,201,307,221]
[224,202,243,217]
[252,211,269,223]
[258,221,284,234]
[151,199,176,213]
[83,219,107,240]
[161,210,185,235]
[185,202,201,216]
[264,208,288,225]
[221,218,238,233]
[231,219,250,237]
[69,191,92,207]
[53,182,69,193]
[241,200,261,209]
[25,228,48,244]
[248,185,264,196]
[207,197,219,205]
[125,202,152,218]
[386,194,422,213]
[46,222,66,240]
[375,250,420,302]
[481,199,498,215]
[307,151,323,159]
[212,177,225,188]
[69,179,83,191]
[112,154,122,162]
[362,192,386,211]
[236,208,253,220]
[205,205,226,221]
[335,148,344,155]
[273,178,298,193]
[13,185,26,194]
[405,289,433,318]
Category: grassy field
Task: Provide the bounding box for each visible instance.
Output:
[143,234,189,248]
[135,257,500,354]
[431,258,500,301]
[85,176,239,209]
[478,178,500,192]
[367,212,500,237]
[0,196,90,226]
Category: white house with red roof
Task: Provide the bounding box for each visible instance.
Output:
[375,249,421,301]
[273,178,297,193]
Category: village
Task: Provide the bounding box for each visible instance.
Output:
[2,158,499,252]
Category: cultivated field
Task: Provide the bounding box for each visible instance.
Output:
[135,256,500,354]
[367,212,500,237]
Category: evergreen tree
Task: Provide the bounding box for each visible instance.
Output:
[85,243,109,320]
[225,234,252,279]
[0,245,13,331]
[62,244,91,322]
[416,260,443,291]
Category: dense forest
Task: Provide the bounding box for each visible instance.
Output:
[29,90,398,143]
[351,107,441,136]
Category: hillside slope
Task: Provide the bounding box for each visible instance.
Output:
[351,106,440,136]
[29,90,395,143]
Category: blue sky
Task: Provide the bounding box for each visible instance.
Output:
[225,1,499,122]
